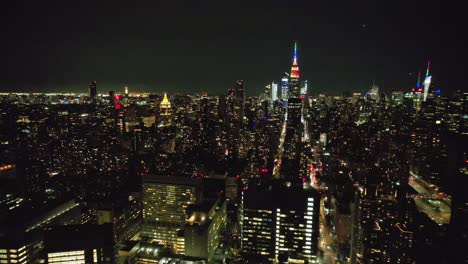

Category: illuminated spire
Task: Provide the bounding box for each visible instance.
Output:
[425,60,431,78]
[160,93,171,117]
[162,93,169,104]
[290,41,300,79]
[416,71,421,88]
[423,60,432,102]
[293,41,298,65]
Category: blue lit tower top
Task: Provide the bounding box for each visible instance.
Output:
[289,41,300,98]
[416,71,422,89]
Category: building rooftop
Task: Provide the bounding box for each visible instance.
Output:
[143,174,198,187]
[44,224,114,252]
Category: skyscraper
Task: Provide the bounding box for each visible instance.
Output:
[240,184,320,263]
[224,81,245,175]
[287,41,302,126]
[282,42,304,182]
[123,86,130,107]
[159,93,172,126]
[141,175,199,254]
[234,80,245,122]
[271,81,278,103]
[89,80,97,103]
[281,76,289,100]
[300,80,308,100]
[423,60,432,102]
[289,41,300,97]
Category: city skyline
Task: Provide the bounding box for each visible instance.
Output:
[1,2,467,264]
[1,1,463,95]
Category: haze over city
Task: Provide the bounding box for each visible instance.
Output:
[0,1,464,94]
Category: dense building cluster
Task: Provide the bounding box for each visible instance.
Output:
[0,43,467,264]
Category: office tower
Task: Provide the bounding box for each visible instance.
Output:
[0,235,40,264]
[184,198,227,261]
[217,94,226,121]
[240,184,320,263]
[445,91,463,134]
[141,175,199,254]
[95,195,142,245]
[286,41,302,129]
[286,98,302,128]
[159,93,172,126]
[89,80,97,103]
[234,80,245,122]
[0,198,81,264]
[44,224,116,264]
[300,80,308,100]
[158,124,176,154]
[281,76,289,100]
[409,71,424,110]
[391,90,404,105]
[423,60,431,102]
[0,197,81,263]
[235,79,244,100]
[160,93,171,116]
[240,191,274,261]
[108,91,115,106]
[367,84,379,101]
[289,41,300,97]
[281,42,304,183]
[117,109,125,133]
[15,115,52,200]
[224,81,245,175]
[282,100,303,182]
[411,98,447,187]
[124,86,130,106]
[271,81,278,103]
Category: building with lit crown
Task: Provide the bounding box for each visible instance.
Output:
[159,93,172,126]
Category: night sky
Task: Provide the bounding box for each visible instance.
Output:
[1,1,464,95]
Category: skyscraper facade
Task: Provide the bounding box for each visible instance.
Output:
[289,41,300,98]
[271,81,278,103]
[240,184,320,263]
[141,175,199,254]
[281,76,289,100]
[282,41,304,183]
[89,80,97,103]
[423,60,432,102]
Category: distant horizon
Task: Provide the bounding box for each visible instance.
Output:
[1,2,462,96]
[0,76,445,96]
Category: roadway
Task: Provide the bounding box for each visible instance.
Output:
[319,197,337,264]
[409,171,451,225]
[273,113,288,178]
